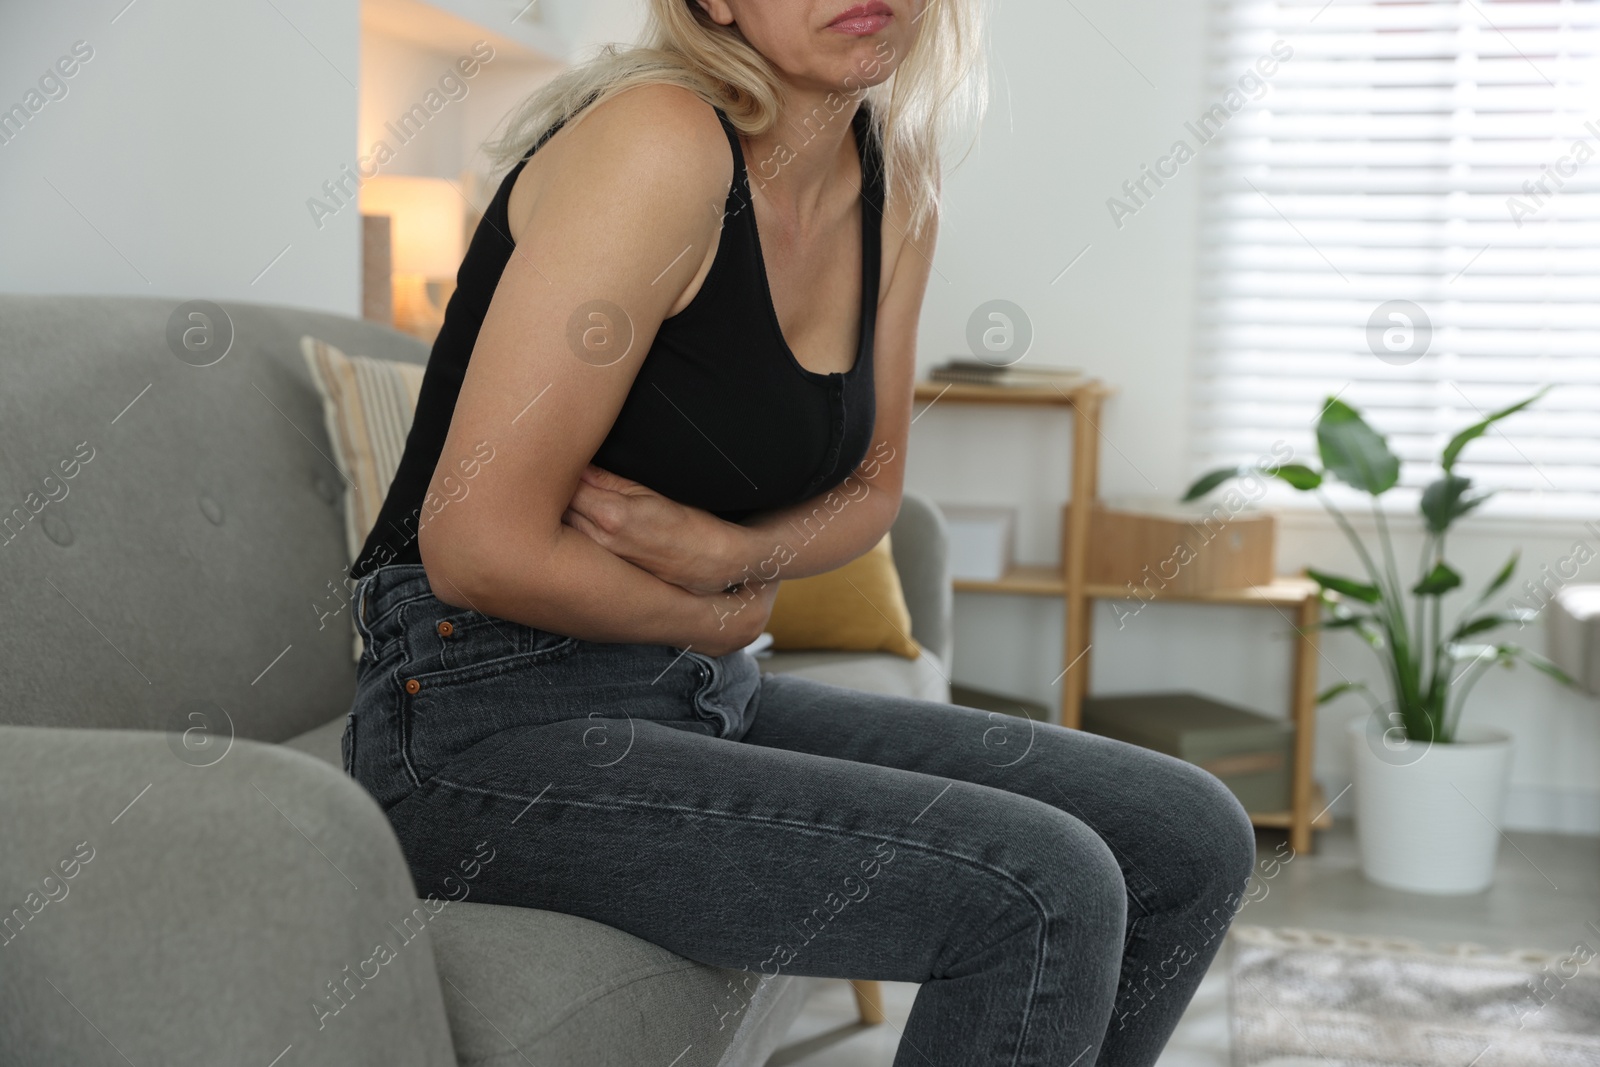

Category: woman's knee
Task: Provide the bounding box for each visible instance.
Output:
[1032,803,1128,922]
[939,799,1127,974]
[1150,755,1257,905]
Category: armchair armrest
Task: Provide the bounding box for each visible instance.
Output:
[890,489,954,669]
[0,725,458,1066]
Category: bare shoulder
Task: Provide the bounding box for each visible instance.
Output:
[506,82,734,238]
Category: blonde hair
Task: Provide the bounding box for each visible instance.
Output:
[480,0,990,241]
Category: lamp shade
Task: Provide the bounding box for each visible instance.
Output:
[359,175,464,277]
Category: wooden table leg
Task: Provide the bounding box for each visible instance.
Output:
[852,980,887,1025]
[1289,592,1321,854]
[1062,588,1088,730]
[1061,389,1103,730]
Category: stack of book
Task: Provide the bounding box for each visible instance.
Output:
[927,358,1083,388]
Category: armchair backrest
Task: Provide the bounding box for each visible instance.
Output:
[888,490,953,668]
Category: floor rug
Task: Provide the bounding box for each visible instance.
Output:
[1229,924,1600,1066]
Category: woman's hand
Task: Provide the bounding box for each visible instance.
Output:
[563,464,754,594]
[693,575,782,657]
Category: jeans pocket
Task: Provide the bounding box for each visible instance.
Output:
[347,642,419,811]
[395,598,585,784]
[401,603,580,688]
[353,572,377,645]
[683,648,761,739]
[356,573,417,665]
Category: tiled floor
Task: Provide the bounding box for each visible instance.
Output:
[769,823,1600,1065]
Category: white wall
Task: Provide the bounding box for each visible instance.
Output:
[0,0,361,315]
[537,2,650,63]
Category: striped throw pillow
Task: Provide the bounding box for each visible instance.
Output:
[299,335,426,659]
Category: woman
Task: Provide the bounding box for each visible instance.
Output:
[344,1,1256,1063]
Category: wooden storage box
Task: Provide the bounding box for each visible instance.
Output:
[1082,496,1275,596]
[1082,691,1291,813]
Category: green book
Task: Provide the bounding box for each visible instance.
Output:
[950,683,1051,723]
[1081,691,1292,814]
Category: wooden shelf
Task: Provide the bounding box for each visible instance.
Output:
[913,380,1109,407]
[954,566,1320,607]
[953,564,1067,596]
[1249,784,1334,831]
[1084,576,1320,607]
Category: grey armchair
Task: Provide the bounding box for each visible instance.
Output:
[0,295,952,1066]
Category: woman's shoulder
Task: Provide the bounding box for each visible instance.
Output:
[505,83,735,239]
[578,82,733,156]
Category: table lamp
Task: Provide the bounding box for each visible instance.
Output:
[360,175,464,341]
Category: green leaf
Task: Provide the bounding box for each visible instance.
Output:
[1183,462,1323,502]
[1307,616,1380,637]
[1452,612,1519,639]
[1316,681,1366,704]
[1420,475,1491,534]
[1316,614,1373,630]
[1317,398,1400,495]
[1412,561,1463,596]
[1318,607,1385,646]
[1181,467,1244,502]
[1272,463,1324,490]
[1306,567,1382,602]
[1481,550,1520,600]
[1495,643,1579,688]
[1441,387,1551,472]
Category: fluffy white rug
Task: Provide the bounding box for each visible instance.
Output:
[1229,924,1600,1066]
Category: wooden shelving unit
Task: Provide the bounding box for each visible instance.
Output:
[914,379,1328,852]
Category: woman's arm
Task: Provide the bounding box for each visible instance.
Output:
[564,195,941,593]
[709,196,934,584]
[415,84,771,656]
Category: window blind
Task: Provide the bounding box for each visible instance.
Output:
[1190,0,1600,518]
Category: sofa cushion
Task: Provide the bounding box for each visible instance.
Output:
[283,712,348,767]
[427,901,820,1067]
[758,648,950,703]
[0,295,428,741]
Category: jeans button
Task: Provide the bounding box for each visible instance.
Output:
[405,678,421,695]
[437,620,454,637]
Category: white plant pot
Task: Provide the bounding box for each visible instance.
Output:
[1347,718,1513,895]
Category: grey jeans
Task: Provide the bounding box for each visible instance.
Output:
[345,563,1257,1066]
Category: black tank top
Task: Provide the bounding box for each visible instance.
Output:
[351,97,883,581]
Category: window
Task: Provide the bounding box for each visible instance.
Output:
[1190,0,1600,518]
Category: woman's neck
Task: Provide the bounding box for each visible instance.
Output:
[740,89,863,227]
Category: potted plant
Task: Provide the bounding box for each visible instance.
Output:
[1183,390,1576,894]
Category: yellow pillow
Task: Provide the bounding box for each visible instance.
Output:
[765,533,921,660]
